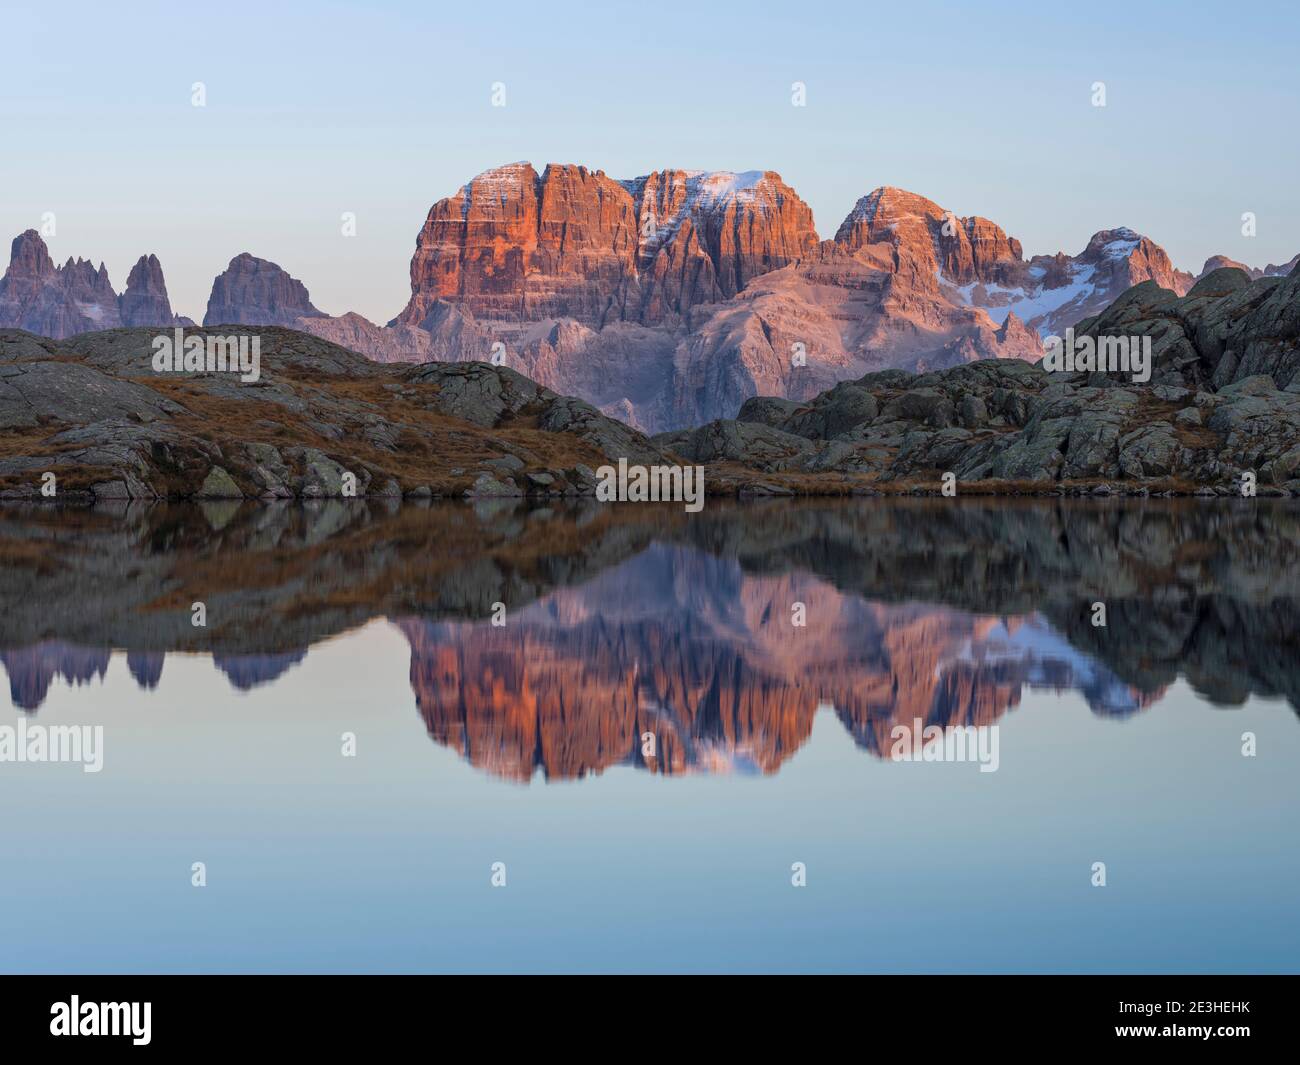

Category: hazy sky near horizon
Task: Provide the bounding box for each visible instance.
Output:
[3,0,1298,324]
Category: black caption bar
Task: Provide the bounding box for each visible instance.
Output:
[0,975,1291,1052]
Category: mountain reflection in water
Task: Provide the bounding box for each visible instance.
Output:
[2,498,1297,782]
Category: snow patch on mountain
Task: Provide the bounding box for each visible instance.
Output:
[689,169,766,205]
[1100,235,1140,259]
[954,616,1142,715]
[987,265,1098,332]
[938,264,1099,335]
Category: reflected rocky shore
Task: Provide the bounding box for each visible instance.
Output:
[2,498,1297,779]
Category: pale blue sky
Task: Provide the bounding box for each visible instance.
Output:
[3,0,1297,324]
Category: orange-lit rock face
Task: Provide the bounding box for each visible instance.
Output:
[398,163,637,329]
[378,170,1214,428]
[1073,228,1194,297]
[630,168,819,317]
[395,164,818,332]
[834,186,1023,284]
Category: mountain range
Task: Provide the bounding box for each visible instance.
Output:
[3,161,1292,432]
[0,232,191,338]
[5,248,1300,506]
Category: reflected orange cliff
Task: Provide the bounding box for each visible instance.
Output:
[2,497,1292,784]
[398,545,1161,782]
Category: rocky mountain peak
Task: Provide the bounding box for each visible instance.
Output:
[393,160,818,332]
[125,253,165,289]
[6,230,55,279]
[1268,253,1300,276]
[1198,251,1300,281]
[0,233,122,336]
[1077,227,1192,293]
[118,253,181,327]
[1200,254,1257,278]
[834,186,1022,284]
[204,253,325,327]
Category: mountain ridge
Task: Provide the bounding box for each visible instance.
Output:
[3,163,1294,432]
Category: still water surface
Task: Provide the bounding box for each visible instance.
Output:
[1,499,1296,972]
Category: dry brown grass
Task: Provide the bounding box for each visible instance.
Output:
[133,373,607,497]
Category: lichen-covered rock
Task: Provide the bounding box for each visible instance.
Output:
[0,359,183,430]
[1118,424,1182,478]
[988,431,1066,482]
[958,394,989,429]
[196,466,243,499]
[783,384,879,440]
[737,395,805,429]
[1077,267,1300,393]
[538,396,665,464]
[465,473,520,498]
[881,388,954,428]
[666,420,813,469]
[285,447,350,498]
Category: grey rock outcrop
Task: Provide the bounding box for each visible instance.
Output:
[0,325,669,504]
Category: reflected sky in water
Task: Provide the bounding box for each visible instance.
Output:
[1,500,1296,972]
